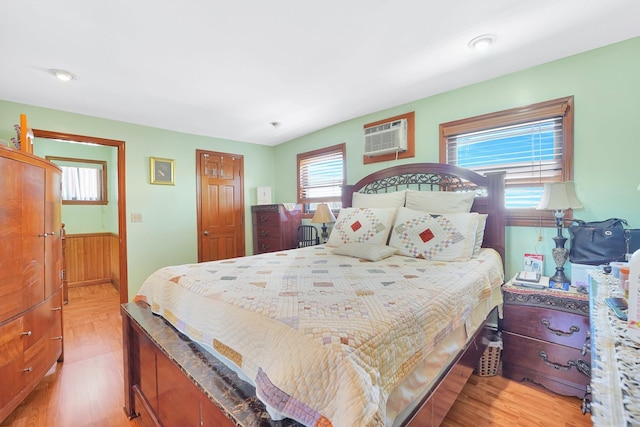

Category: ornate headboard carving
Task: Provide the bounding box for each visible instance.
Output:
[342,163,506,265]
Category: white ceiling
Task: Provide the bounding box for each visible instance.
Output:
[1,0,639,146]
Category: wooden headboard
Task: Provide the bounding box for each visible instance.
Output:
[342,162,506,264]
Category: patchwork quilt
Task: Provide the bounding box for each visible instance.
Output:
[136,246,504,427]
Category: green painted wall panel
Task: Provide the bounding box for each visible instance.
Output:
[2,36,638,298]
[275,36,640,280]
[0,102,275,299]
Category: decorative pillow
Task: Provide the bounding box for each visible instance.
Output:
[351,190,406,208]
[332,243,397,261]
[405,190,475,213]
[389,208,479,261]
[326,208,396,247]
[473,214,488,257]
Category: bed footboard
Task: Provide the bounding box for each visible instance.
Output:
[405,308,497,426]
[122,301,497,427]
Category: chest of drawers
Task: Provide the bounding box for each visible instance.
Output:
[251,204,302,254]
[501,281,590,400]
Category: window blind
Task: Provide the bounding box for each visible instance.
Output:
[298,145,345,204]
[446,118,563,208]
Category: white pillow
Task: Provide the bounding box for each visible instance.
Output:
[326,207,396,247]
[351,190,406,208]
[389,207,479,261]
[332,243,397,261]
[405,190,475,213]
[474,214,488,257]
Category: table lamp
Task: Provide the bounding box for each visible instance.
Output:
[311,204,336,243]
[537,182,583,288]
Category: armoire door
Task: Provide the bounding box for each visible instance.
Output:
[197,150,245,262]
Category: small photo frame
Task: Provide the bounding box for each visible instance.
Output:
[150,157,175,185]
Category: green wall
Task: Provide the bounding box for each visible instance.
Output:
[2,36,638,298]
[274,36,640,280]
[33,138,119,234]
[0,103,275,299]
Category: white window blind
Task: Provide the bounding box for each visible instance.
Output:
[298,145,345,205]
[446,118,563,208]
[61,165,103,201]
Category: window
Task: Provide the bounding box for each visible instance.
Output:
[440,96,574,226]
[46,156,108,205]
[297,143,346,214]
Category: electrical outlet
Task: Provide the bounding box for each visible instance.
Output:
[538,235,543,242]
[131,213,143,223]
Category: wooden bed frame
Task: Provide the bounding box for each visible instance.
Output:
[122,163,505,427]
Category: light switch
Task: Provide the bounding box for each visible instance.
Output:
[131,213,143,223]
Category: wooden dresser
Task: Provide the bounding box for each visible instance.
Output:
[0,145,64,423]
[251,204,301,254]
[501,281,591,402]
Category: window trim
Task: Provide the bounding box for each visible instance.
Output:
[297,143,346,216]
[46,155,109,205]
[439,96,574,227]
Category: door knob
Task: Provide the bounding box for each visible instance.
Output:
[203,231,210,236]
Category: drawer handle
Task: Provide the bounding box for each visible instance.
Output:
[260,216,269,222]
[541,319,580,337]
[52,336,63,340]
[260,230,269,236]
[21,331,32,337]
[23,367,33,373]
[576,359,591,377]
[261,244,270,250]
[52,307,62,311]
[538,351,577,371]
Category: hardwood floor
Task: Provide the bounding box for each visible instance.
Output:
[1,283,592,427]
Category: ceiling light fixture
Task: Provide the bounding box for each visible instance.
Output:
[49,69,75,82]
[270,121,281,128]
[468,34,497,51]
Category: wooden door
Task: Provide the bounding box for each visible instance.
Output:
[197,150,245,262]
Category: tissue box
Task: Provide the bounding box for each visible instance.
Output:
[570,263,593,290]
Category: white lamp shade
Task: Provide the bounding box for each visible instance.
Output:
[311,204,336,223]
[537,182,583,210]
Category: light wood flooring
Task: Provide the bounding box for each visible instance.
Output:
[2,283,592,427]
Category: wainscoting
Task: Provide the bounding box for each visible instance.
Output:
[65,233,120,289]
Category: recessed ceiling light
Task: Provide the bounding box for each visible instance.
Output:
[468,34,497,51]
[49,69,75,82]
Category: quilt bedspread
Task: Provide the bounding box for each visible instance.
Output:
[136,246,504,427]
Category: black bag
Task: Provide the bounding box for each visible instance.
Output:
[568,218,628,265]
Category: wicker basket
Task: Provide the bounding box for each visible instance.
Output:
[474,339,502,377]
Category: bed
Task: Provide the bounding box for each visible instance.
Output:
[122,162,506,427]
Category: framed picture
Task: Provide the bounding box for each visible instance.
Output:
[150,157,175,185]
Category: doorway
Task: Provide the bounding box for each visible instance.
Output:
[196,150,245,262]
[32,129,129,305]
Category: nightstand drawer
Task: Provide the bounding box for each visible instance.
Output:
[254,237,282,253]
[502,331,590,388]
[252,211,280,225]
[503,304,589,349]
[254,224,280,238]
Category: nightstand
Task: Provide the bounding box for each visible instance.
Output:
[501,280,591,401]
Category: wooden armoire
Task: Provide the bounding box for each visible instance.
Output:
[0,145,64,422]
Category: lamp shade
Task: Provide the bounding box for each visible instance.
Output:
[311,204,336,224]
[536,182,583,210]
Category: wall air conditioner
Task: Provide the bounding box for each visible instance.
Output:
[364,118,408,156]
